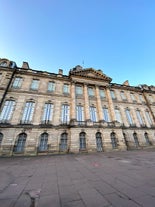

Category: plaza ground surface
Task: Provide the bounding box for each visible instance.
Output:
[0,149,155,207]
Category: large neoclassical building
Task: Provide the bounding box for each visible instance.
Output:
[0,58,155,156]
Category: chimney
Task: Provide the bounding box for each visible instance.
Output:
[58,69,63,75]
[22,61,29,69]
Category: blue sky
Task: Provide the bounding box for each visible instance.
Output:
[0,0,155,86]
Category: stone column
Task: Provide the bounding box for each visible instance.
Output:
[105,87,116,121]
[95,85,103,121]
[84,84,90,120]
[70,82,76,120]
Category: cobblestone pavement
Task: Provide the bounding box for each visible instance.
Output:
[0,149,155,207]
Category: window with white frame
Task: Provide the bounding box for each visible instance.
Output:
[110,90,116,99]
[120,91,126,100]
[102,107,110,122]
[76,105,84,122]
[99,89,105,98]
[75,86,83,95]
[42,103,54,123]
[63,84,69,94]
[88,87,94,96]
[30,79,39,90]
[145,111,153,126]
[148,95,153,103]
[47,81,55,92]
[21,101,35,124]
[60,133,68,151]
[130,93,136,102]
[61,104,70,124]
[90,106,97,122]
[136,110,144,125]
[115,108,122,123]
[125,109,134,125]
[12,77,22,88]
[0,100,15,123]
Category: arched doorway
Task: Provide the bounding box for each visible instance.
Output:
[96,132,103,152]
[39,133,48,151]
[60,133,68,151]
[14,133,27,152]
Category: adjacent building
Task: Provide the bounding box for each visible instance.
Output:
[0,58,155,156]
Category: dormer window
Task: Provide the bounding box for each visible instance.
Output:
[0,61,7,67]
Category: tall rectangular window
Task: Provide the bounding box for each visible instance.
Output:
[61,105,70,124]
[90,106,97,122]
[63,84,69,94]
[125,109,133,125]
[145,111,153,125]
[21,102,35,124]
[130,93,136,102]
[75,86,83,95]
[99,89,105,98]
[42,103,54,123]
[12,77,22,88]
[0,100,15,122]
[88,87,94,96]
[120,91,126,100]
[30,79,39,90]
[102,107,110,122]
[136,110,144,125]
[110,90,116,99]
[139,94,144,103]
[76,105,84,122]
[47,82,55,92]
[115,109,122,123]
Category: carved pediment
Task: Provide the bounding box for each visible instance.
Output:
[69,67,112,82]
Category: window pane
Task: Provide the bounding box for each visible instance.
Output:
[130,93,136,101]
[120,91,126,100]
[90,106,97,122]
[31,80,39,90]
[42,103,54,123]
[61,105,70,123]
[63,84,69,93]
[100,89,105,98]
[48,82,55,92]
[103,108,110,122]
[125,109,133,124]
[0,100,15,122]
[110,90,115,99]
[136,111,144,125]
[145,111,152,125]
[88,87,94,96]
[39,133,48,151]
[0,133,3,145]
[115,109,122,123]
[76,86,83,95]
[22,102,35,123]
[76,105,84,121]
[14,133,27,152]
[12,77,22,88]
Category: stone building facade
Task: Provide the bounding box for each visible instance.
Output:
[0,58,155,156]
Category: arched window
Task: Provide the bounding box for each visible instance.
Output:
[133,133,139,148]
[144,132,151,146]
[111,132,117,149]
[60,133,68,151]
[39,133,48,151]
[14,133,27,152]
[0,133,3,145]
[79,132,86,150]
[96,132,103,152]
